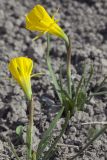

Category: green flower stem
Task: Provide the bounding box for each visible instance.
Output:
[26,97,34,160]
[66,37,72,97]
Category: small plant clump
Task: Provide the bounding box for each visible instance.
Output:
[2,4,107,160]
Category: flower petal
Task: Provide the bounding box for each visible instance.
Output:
[8,57,33,100]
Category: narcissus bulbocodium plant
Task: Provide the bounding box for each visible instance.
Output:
[8,57,69,160]
[25,4,107,160]
[25,4,69,44]
[5,4,107,160]
[25,4,71,110]
[8,57,34,159]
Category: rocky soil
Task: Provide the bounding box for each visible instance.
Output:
[0,0,107,159]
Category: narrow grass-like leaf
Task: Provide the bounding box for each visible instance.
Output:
[87,127,100,140]
[76,90,87,111]
[32,151,36,160]
[31,72,45,78]
[36,107,64,160]
[90,91,107,96]
[75,65,86,100]
[88,76,107,102]
[96,76,107,92]
[58,71,75,114]
[73,70,85,111]
[60,87,75,114]
[46,34,62,103]
[43,111,70,160]
[7,138,20,160]
[85,65,94,89]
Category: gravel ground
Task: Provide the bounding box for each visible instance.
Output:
[0,0,107,159]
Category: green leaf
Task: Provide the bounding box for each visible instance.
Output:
[46,34,62,103]
[90,91,107,96]
[88,127,100,140]
[85,65,94,89]
[76,90,87,111]
[36,107,64,160]
[16,125,23,136]
[7,138,20,160]
[32,151,36,160]
[88,76,107,102]
[60,88,75,114]
[74,67,85,104]
[96,76,107,92]
[43,111,70,160]
[31,72,45,78]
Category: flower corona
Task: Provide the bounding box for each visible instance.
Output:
[8,57,33,100]
[25,4,69,44]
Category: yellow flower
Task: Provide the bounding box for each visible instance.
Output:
[25,4,69,44]
[8,57,33,100]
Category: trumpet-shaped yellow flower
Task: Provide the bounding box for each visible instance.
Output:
[25,4,69,44]
[8,57,33,100]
